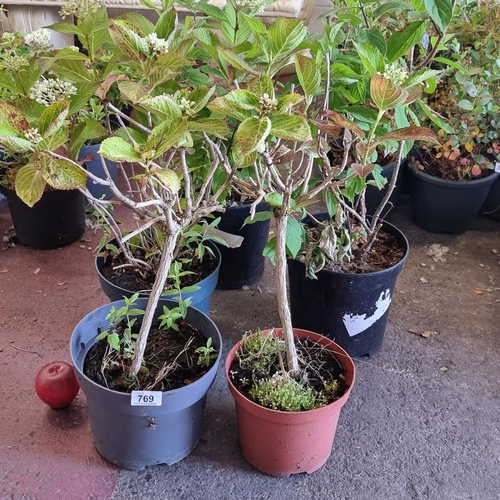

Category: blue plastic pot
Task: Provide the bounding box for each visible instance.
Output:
[96,241,221,316]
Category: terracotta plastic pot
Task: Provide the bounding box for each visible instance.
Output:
[225,328,355,477]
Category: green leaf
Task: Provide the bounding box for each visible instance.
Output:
[187,118,229,139]
[50,59,93,83]
[207,96,252,122]
[270,115,312,142]
[370,74,409,111]
[286,216,302,258]
[353,42,385,75]
[154,168,180,194]
[265,192,283,207]
[268,18,307,63]
[234,116,271,156]
[295,53,321,102]
[243,210,274,226]
[0,101,30,132]
[373,1,414,19]
[415,98,454,134]
[218,49,259,76]
[223,90,260,110]
[359,28,387,56]
[14,164,46,207]
[99,137,142,163]
[458,99,474,111]
[35,152,87,190]
[146,118,187,157]
[403,68,440,88]
[386,21,426,63]
[37,101,70,137]
[424,0,453,32]
[156,8,176,39]
[262,237,276,265]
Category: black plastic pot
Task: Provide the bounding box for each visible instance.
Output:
[0,185,85,249]
[214,202,270,290]
[79,144,118,200]
[479,175,500,221]
[364,158,406,217]
[70,297,222,470]
[408,150,500,233]
[288,216,409,358]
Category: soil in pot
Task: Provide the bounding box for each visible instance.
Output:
[84,317,217,392]
[100,248,217,294]
[229,331,349,410]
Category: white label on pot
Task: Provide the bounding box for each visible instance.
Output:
[495,162,500,173]
[131,391,162,406]
[342,289,392,337]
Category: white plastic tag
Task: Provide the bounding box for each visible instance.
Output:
[495,162,500,173]
[131,391,162,406]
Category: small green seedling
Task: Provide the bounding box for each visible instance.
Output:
[195,337,218,367]
[97,293,145,359]
[157,296,191,331]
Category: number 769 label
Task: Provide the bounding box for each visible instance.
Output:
[131,391,162,406]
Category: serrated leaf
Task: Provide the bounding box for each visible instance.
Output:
[353,42,385,75]
[270,115,312,142]
[359,28,387,56]
[37,101,70,137]
[378,125,439,144]
[154,168,180,193]
[50,59,93,83]
[99,137,142,163]
[223,90,260,110]
[36,153,87,190]
[147,118,187,157]
[118,81,155,104]
[295,53,321,101]
[0,101,30,132]
[351,162,376,178]
[218,49,259,76]
[187,118,229,139]
[387,21,426,63]
[268,18,307,63]
[141,94,182,119]
[234,116,271,156]
[15,164,46,207]
[265,192,283,207]
[315,110,365,139]
[0,127,32,151]
[276,93,304,112]
[207,96,252,122]
[371,74,409,111]
[424,0,453,32]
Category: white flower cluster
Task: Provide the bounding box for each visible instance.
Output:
[0,55,29,72]
[381,63,408,87]
[259,93,278,114]
[29,78,77,106]
[235,0,267,10]
[24,127,43,145]
[144,33,169,54]
[178,96,197,116]
[59,0,103,19]
[24,29,51,49]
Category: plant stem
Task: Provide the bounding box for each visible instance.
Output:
[274,212,299,377]
[128,228,180,377]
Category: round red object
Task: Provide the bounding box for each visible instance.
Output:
[35,361,80,409]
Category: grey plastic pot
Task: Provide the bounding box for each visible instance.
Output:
[70,297,222,470]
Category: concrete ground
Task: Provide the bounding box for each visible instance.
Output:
[0,194,499,500]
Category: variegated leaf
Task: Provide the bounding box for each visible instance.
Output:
[370,74,409,111]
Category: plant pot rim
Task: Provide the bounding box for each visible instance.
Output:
[407,159,500,187]
[225,327,356,417]
[71,297,223,397]
[95,240,222,298]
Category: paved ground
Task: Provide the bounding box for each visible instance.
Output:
[0,193,499,500]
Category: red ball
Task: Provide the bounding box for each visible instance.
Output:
[35,361,80,409]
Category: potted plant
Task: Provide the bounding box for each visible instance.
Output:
[0,30,89,249]
[42,0,253,468]
[408,3,500,233]
[201,0,451,476]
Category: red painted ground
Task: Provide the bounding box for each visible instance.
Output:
[0,203,120,499]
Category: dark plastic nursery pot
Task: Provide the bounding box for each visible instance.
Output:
[288,214,409,358]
